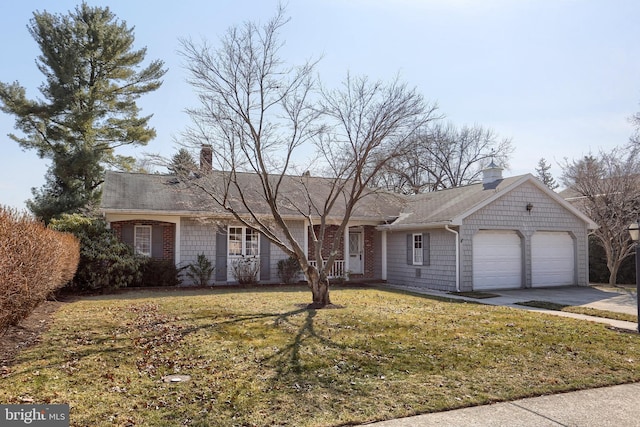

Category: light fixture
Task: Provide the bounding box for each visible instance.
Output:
[629,221,640,242]
[526,203,533,213]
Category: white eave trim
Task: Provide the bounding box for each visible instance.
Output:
[376,221,452,231]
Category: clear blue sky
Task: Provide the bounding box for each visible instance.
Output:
[1,0,639,210]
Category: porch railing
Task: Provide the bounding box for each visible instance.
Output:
[308,260,345,279]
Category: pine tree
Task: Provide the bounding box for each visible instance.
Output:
[168,149,198,176]
[0,2,166,221]
[535,158,559,190]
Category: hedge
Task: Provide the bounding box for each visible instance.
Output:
[0,207,80,332]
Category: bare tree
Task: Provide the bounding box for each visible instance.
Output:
[178,7,437,307]
[374,122,513,194]
[561,146,640,285]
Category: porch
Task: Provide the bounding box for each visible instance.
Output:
[308,260,345,278]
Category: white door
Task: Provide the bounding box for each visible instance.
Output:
[473,230,522,290]
[349,231,363,274]
[532,232,575,287]
[227,227,260,282]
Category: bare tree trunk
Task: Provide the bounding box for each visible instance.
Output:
[608,261,621,286]
[305,265,331,309]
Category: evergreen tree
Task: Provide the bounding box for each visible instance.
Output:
[168,148,198,176]
[535,158,559,190]
[0,2,166,222]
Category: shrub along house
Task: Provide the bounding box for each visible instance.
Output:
[101,156,597,291]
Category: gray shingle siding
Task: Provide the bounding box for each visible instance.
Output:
[180,217,305,285]
[386,229,457,291]
[181,218,217,268]
[460,181,589,291]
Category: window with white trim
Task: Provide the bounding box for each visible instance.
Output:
[228,226,260,256]
[134,225,152,257]
[413,233,423,265]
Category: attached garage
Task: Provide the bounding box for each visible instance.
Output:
[472,230,522,290]
[531,231,575,287]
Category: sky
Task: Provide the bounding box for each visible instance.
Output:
[1,0,639,210]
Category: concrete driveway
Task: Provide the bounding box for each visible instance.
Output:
[383,283,638,330]
[489,285,637,316]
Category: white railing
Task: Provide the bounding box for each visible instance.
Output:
[308,260,345,278]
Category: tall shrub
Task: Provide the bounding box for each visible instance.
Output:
[185,253,215,286]
[277,256,301,285]
[0,207,79,332]
[49,214,142,291]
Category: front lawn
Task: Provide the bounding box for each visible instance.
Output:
[2,287,640,426]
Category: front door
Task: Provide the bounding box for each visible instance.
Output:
[348,231,363,275]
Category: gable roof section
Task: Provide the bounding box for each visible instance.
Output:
[101,170,405,222]
[380,174,598,230]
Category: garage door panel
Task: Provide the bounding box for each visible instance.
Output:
[532,232,574,287]
[473,231,522,290]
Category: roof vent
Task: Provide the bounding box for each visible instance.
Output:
[482,160,503,186]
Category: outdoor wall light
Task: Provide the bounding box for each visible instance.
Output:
[629,221,640,242]
[526,203,533,213]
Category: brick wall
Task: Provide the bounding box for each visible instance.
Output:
[308,225,345,260]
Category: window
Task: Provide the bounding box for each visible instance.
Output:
[407,232,430,266]
[245,228,259,256]
[228,226,260,256]
[228,227,243,256]
[134,225,152,257]
[413,234,423,265]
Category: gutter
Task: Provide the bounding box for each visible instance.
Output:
[376,220,453,232]
[445,224,460,292]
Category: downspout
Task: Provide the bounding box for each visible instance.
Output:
[445,224,460,292]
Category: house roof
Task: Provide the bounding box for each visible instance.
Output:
[101,171,597,229]
[101,170,405,222]
[380,174,598,230]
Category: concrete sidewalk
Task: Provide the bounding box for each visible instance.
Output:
[365,382,640,426]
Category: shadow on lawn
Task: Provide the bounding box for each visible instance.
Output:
[10,286,478,384]
[10,304,328,380]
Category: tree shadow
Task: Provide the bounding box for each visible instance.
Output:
[6,298,349,393]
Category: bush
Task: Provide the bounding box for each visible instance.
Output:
[134,259,183,287]
[0,206,80,332]
[277,256,301,284]
[185,253,215,286]
[231,256,260,285]
[49,214,142,292]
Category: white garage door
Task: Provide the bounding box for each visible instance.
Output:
[532,232,575,287]
[473,230,522,290]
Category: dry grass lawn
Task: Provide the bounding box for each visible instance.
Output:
[2,286,640,426]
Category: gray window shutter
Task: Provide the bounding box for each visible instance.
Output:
[121,224,134,247]
[215,228,227,282]
[260,234,271,281]
[422,233,430,267]
[152,226,163,259]
[406,234,413,265]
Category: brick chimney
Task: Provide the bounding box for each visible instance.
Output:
[200,144,212,171]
